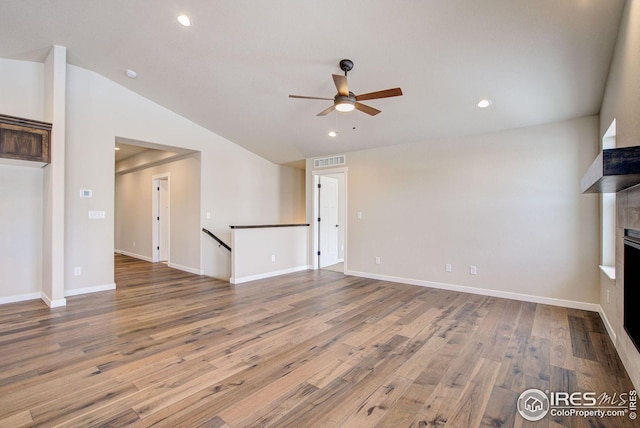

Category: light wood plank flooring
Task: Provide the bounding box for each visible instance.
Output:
[0,254,635,427]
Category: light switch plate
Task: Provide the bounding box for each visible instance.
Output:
[88,210,106,219]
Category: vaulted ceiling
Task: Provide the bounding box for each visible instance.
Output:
[0,0,626,164]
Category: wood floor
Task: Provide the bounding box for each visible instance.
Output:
[0,254,635,427]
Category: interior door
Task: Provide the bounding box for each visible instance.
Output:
[158,179,169,262]
[152,176,170,263]
[320,175,339,268]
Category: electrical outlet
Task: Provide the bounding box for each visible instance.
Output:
[271,254,276,262]
[74,267,82,276]
[470,265,477,275]
[375,256,381,265]
[445,263,452,272]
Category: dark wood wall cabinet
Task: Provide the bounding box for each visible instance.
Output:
[0,114,52,165]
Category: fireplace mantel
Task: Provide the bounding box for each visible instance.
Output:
[581,146,640,193]
[0,114,52,166]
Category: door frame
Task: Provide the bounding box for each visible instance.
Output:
[151,172,170,263]
[312,167,348,271]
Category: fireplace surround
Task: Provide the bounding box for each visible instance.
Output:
[624,229,640,353]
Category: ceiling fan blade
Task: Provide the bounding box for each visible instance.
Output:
[289,95,334,100]
[316,105,336,116]
[355,87,403,101]
[332,74,349,97]
[354,102,381,116]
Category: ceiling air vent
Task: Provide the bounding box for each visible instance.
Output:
[314,155,346,169]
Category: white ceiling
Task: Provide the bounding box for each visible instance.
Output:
[0,0,626,165]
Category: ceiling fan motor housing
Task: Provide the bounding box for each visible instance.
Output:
[334,92,356,103]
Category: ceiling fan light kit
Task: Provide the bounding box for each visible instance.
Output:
[335,96,355,112]
[289,59,402,117]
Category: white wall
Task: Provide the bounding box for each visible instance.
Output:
[308,116,600,306]
[0,58,44,120]
[600,0,640,151]
[0,56,306,300]
[42,45,67,306]
[598,0,640,389]
[0,59,45,301]
[115,154,201,272]
[62,63,305,288]
[231,226,309,284]
[278,166,306,224]
[0,165,43,301]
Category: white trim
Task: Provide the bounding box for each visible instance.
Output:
[115,249,153,262]
[345,270,601,312]
[598,305,617,343]
[231,265,311,285]
[64,283,116,297]
[168,262,204,275]
[40,292,66,308]
[599,265,616,281]
[0,292,41,305]
[311,166,349,176]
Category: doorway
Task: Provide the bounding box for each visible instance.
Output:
[152,173,170,263]
[313,169,347,273]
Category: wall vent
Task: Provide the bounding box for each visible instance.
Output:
[314,154,346,169]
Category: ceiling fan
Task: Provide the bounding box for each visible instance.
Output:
[289,59,403,116]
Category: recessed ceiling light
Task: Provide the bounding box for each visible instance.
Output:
[114,147,120,151]
[477,99,492,109]
[125,69,138,79]
[177,15,191,27]
[328,131,337,137]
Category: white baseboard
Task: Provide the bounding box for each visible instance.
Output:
[65,283,116,297]
[0,292,41,305]
[1,284,116,306]
[345,270,601,312]
[168,262,204,275]
[40,292,67,308]
[231,265,311,285]
[598,305,617,343]
[115,249,152,262]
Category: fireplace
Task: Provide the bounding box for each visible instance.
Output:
[624,229,640,352]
